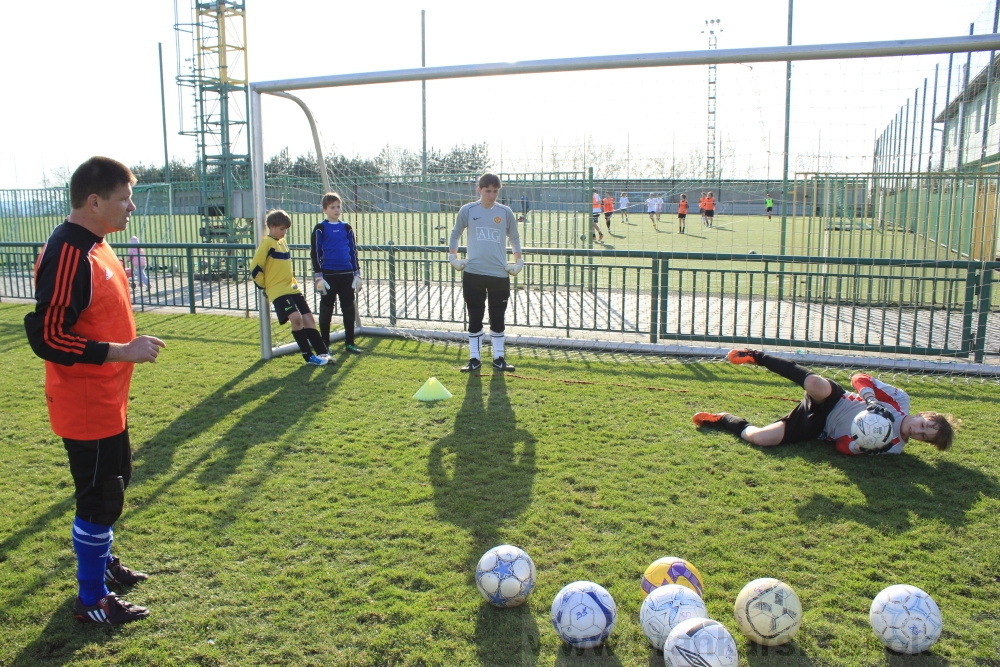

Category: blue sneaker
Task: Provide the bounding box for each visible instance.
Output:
[306,354,329,366]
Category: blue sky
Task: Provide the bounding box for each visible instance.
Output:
[0,0,995,187]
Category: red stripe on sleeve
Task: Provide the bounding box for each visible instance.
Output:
[43,245,88,354]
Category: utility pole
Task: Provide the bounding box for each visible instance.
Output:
[703,19,722,181]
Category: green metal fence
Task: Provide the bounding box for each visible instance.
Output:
[3,241,996,362]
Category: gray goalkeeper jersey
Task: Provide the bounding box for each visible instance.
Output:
[821,378,910,454]
[449,201,521,278]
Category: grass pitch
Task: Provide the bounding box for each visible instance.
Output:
[0,303,998,666]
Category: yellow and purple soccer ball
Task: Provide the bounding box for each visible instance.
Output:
[641,556,705,598]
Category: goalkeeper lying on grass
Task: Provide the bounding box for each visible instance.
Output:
[693,349,957,455]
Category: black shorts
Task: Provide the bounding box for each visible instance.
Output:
[592,212,600,223]
[64,428,132,525]
[604,212,612,220]
[766,206,773,213]
[778,380,846,444]
[678,214,687,220]
[705,209,715,218]
[272,293,311,325]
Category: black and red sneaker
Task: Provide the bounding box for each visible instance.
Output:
[105,556,148,586]
[692,412,750,436]
[73,592,150,625]
[726,349,763,365]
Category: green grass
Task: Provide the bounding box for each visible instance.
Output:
[1,303,999,666]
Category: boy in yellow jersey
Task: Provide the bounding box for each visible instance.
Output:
[251,210,331,365]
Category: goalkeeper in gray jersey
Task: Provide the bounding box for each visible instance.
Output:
[449,173,523,373]
[692,349,957,455]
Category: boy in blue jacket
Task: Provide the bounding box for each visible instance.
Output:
[310,192,362,354]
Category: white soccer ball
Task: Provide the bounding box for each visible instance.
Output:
[663,617,739,667]
[550,581,617,649]
[869,584,942,654]
[850,411,893,451]
[639,584,708,650]
[475,544,536,608]
[733,578,802,646]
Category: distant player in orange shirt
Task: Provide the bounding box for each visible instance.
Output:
[602,193,615,231]
[699,193,708,226]
[704,191,716,228]
[677,194,688,234]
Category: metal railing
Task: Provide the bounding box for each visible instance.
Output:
[2,242,996,362]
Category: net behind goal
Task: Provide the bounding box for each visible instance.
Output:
[248,35,1000,378]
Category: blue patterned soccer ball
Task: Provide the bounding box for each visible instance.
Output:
[475,545,537,608]
[550,581,618,649]
[869,584,942,654]
[663,617,739,667]
[639,584,709,650]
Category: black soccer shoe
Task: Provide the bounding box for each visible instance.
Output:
[74,592,150,625]
[461,358,482,373]
[105,556,148,586]
[492,356,515,372]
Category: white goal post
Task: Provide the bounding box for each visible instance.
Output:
[248,33,1000,368]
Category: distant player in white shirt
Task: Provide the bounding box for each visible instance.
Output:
[619,192,629,223]
[693,349,957,455]
[645,193,657,229]
[654,194,664,223]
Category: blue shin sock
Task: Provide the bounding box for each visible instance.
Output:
[72,516,112,606]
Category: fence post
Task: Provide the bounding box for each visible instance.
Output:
[974,267,993,363]
[186,246,196,314]
[388,242,397,326]
[960,266,978,358]
[649,256,660,343]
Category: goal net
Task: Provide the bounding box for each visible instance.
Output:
[249,35,1000,378]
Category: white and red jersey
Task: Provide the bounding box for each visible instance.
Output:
[822,374,911,455]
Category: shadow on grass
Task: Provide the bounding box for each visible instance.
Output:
[474,603,540,667]
[773,446,1000,531]
[427,371,538,663]
[9,598,116,667]
[742,640,818,667]
[553,640,625,666]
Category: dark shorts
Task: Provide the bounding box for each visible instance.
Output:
[592,212,600,223]
[64,428,132,525]
[778,380,846,444]
[272,293,311,325]
[678,214,687,220]
[766,206,773,212]
[705,209,715,218]
[604,212,612,220]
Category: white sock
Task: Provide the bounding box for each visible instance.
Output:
[491,331,505,358]
[469,330,483,360]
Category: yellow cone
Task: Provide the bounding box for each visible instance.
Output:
[413,377,453,401]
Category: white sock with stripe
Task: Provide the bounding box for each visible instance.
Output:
[491,331,505,359]
[469,330,483,360]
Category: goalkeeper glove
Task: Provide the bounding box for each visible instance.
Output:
[865,397,895,422]
[351,275,363,290]
[505,258,525,276]
[449,257,467,271]
[314,276,330,295]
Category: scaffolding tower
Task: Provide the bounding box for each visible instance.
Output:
[176,0,253,259]
[704,19,721,181]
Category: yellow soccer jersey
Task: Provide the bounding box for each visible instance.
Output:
[250,235,301,301]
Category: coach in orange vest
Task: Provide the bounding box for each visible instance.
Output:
[25,156,166,625]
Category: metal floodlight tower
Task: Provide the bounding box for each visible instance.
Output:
[703,19,722,180]
[176,0,252,250]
